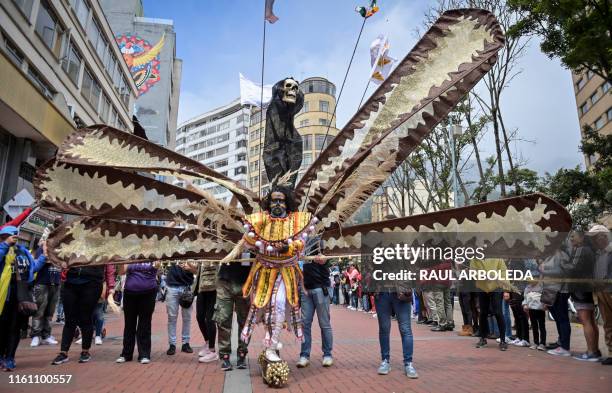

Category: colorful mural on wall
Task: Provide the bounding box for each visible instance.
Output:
[116,33,165,96]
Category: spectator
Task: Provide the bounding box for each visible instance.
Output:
[196,261,219,363]
[0,226,46,371]
[586,225,612,365]
[116,261,158,364]
[30,243,61,347]
[523,280,546,351]
[165,262,197,356]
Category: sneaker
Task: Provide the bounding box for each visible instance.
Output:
[199,351,218,363]
[322,356,333,367]
[378,359,390,375]
[198,347,211,357]
[296,356,310,368]
[139,358,151,364]
[537,344,546,351]
[430,325,446,332]
[42,336,58,345]
[545,342,560,350]
[78,351,91,363]
[116,356,127,363]
[236,352,247,369]
[529,344,538,350]
[499,342,508,351]
[514,340,530,347]
[601,357,612,365]
[496,337,512,343]
[221,355,232,371]
[372,313,377,318]
[75,338,82,345]
[51,353,69,365]
[405,362,418,379]
[181,343,193,353]
[30,336,41,347]
[4,358,15,371]
[95,336,103,345]
[166,344,176,356]
[547,347,571,357]
[573,352,602,362]
[475,338,487,348]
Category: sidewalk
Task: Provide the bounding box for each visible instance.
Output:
[0,301,609,393]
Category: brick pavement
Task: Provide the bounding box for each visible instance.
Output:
[0,301,610,393]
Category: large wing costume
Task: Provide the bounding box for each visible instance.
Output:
[37,9,571,267]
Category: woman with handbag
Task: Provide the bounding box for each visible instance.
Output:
[0,226,47,371]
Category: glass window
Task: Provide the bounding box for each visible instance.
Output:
[235,166,247,175]
[603,81,611,94]
[301,153,312,169]
[100,94,110,122]
[61,41,82,85]
[219,121,230,130]
[12,0,34,18]
[319,118,328,126]
[591,91,600,105]
[303,101,309,112]
[299,119,310,128]
[315,135,328,150]
[576,78,586,91]
[81,68,100,110]
[302,134,312,150]
[120,75,130,106]
[608,107,612,122]
[109,106,118,127]
[117,118,126,131]
[216,146,229,155]
[595,117,605,130]
[319,100,329,113]
[73,0,90,28]
[580,101,589,116]
[250,161,259,172]
[236,140,247,148]
[236,153,246,161]
[4,37,24,66]
[35,1,64,56]
[27,66,54,99]
[87,18,101,49]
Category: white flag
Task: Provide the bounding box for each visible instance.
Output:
[239,73,272,107]
[369,34,396,85]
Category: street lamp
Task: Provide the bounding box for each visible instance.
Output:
[448,123,463,208]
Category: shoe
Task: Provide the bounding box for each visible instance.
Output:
[537,344,546,351]
[416,319,427,325]
[545,342,560,350]
[487,334,499,339]
[471,329,480,337]
[199,351,218,363]
[30,336,40,347]
[4,358,15,371]
[514,340,530,347]
[75,338,82,345]
[296,356,310,368]
[573,351,602,362]
[431,325,445,332]
[405,362,418,379]
[601,357,612,365]
[166,344,176,356]
[78,351,91,363]
[42,336,58,345]
[51,353,69,365]
[198,347,211,357]
[378,359,390,375]
[496,337,512,344]
[529,344,537,350]
[547,347,571,357]
[475,338,487,348]
[372,313,377,318]
[221,355,232,371]
[425,320,436,326]
[236,352,247,369]
[95,336,103,345]
[116,356,127,363]
[322,356,333,367]
[181,343,193,353]
[265,348,281,362]
[499,342,508,351]
[140,358,151,364]
[445,324,454,331]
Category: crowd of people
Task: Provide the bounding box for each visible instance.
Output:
[0,209,610,379]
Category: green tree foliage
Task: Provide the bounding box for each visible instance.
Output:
[508,0,612,81]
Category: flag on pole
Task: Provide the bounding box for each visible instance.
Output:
[265,0,279,23]
[369,34,396,84]
[239,73,272,107]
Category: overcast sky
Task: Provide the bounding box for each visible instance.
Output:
[143,0,583,175]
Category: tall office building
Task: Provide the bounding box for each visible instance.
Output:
[248,76,339,196]
[175,99,249,202]
[100,0,181,148]
[571,70,611,167]
[0,0,137,243]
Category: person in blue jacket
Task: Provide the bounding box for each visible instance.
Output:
[0,226,47,371]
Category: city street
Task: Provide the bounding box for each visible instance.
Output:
[1,302,609,393]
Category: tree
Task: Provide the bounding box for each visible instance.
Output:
[508,0,612,82]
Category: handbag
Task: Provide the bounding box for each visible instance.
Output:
[14,265,37,317]
[179,287,195,308]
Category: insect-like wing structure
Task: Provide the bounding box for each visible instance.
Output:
[321,193,572,259]
[297,9,505,230]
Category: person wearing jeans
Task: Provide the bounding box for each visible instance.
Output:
[30,254,61,347]
[374,291,418,378]
[297,253,333,368]
[165,262,197,355]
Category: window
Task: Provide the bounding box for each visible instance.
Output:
[117,118,126,131]
[591,90,600,105]
[301,153,312,169]
[71,0,90,28]
[81,68,101,110]
[319,100,329,113]
[13,0,34,18]
[215,159,228,168]
[250,161,259,172]
[236,140,247,148]
[218,121,230,131]
[35,1,64,56]
[319,118,329,126]
[587,70,594,80]
[315,135,328,150]
[251,176,259,187]
[608,107,612,122]
[576,78,586,91]
[580,101,590,116]
[27,66,54,99]
[234,166,247,175]
[302,134,312,150]
[87,18,101,49]
[594,117,605,130]
[215,146,229,155]
[4,37,24,66]
[109,106,118,127]
[603,81,610,94]
[299,119,310,127]
[100,94,110,122]
[236,153,246,161]
[120,76,130,106]
[61,41,82,85]
[303,101,310,113]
